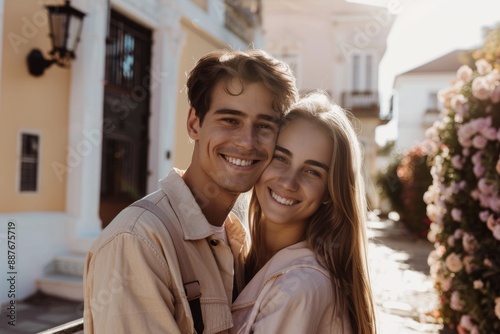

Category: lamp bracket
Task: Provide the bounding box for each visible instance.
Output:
[26,49,56,77]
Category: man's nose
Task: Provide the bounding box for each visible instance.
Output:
[234,124,258,150]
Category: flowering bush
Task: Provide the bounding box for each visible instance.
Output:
[425,29,500,333]
[396,144,434,238]
[376,144,433,239]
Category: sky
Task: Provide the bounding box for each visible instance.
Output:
[373,0,500,145]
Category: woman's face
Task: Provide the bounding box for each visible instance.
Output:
[255,117,332,228]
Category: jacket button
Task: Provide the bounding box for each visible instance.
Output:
[210,239,219,246]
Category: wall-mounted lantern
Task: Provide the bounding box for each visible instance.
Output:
[26,0,86,77]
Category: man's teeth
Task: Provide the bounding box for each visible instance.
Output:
[225,156,253,167]
[271,191,295,206]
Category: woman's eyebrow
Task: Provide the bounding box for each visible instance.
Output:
[276,146,329,171]
[305,160,329,172]
[275,145,291,156]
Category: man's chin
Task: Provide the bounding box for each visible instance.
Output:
[217,178,257,194]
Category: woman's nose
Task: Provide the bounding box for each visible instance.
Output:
[277,171,299,191]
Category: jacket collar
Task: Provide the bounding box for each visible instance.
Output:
[160,168,247,249]
[232,241,326,308]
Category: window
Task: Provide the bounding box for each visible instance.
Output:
[350,53,374,92]
[352,55,360,91]
[20,133,39,192]
[427,91,441,111]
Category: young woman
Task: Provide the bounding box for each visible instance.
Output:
[231,92,377,334]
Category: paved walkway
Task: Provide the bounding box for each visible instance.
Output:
[368,218,442,333]
[0,218,442,333]
[0,292,82,333]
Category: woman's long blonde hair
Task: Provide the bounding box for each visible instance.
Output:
[245,92,377,334]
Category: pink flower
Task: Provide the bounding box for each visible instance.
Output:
[486,68,500,83]
[438,87,456,107]
[446,253,463,272]
[482,127,497,140]
[447,235,455,247]
[463,255,476,274]
[492,86,500,103]
[451,208,462,222]
[457,65,473,81]
[479,194,490,208]
[454,229,464,239]
[485,258,493,267]
[473,164,485,178]
[451,155,463,169]
[476,58,493,75]
[471,189,480,200]
[495,297,500,319]
[486,214,497,231]
[472,151,483,165]
[478,178,494,195]
[496,156,500,174]
[494,225,500,240]
[451,291,465,311]
[463,233,477,254]
[451,94,469,118]
[441,277,452,292]
[472,76,492,100]
[472,135,488,149]
[459,315,474,330]
[490,196,500,212]
[479,210,490,221]
[458,123,475,140]
[473,280,484,289]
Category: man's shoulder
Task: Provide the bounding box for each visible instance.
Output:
[89,189,170,252]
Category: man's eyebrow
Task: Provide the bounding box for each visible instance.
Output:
[214,109,244,116]
[214,109,280,124]
[259,114,280,124]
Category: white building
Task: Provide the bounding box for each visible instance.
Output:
[262,0,394,208]
[393,49,468,152]
[0,0,262,304]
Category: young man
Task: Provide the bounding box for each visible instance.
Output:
[83,49,298,333]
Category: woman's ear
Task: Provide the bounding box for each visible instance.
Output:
[187,107,200,141]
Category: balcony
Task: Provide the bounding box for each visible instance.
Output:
[225,0,261,43]
[342,91,389,123]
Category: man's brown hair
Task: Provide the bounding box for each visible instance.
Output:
[186,49,298,124]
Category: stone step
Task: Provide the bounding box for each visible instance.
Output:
[36,254,86,301]
[48,254,86,277]
[36,274,83,301]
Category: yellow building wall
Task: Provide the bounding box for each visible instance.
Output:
[0,1,69,212]
[173,22,226,170]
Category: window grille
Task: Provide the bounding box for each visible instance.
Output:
[20,133,39,192]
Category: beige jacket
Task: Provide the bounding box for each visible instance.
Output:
[84,169,248,334]
[231,241,352,334]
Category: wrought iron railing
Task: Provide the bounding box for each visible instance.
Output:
[38,317,83,334]
[342,91,379,109]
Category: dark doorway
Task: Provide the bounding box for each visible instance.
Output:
[100,10,152,228]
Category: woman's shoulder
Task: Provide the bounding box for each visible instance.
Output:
[267,241,327,273]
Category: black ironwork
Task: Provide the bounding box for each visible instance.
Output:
[26,0,86,76]
[100,10,152,227]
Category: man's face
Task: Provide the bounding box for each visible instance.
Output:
[188,79,280,194]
